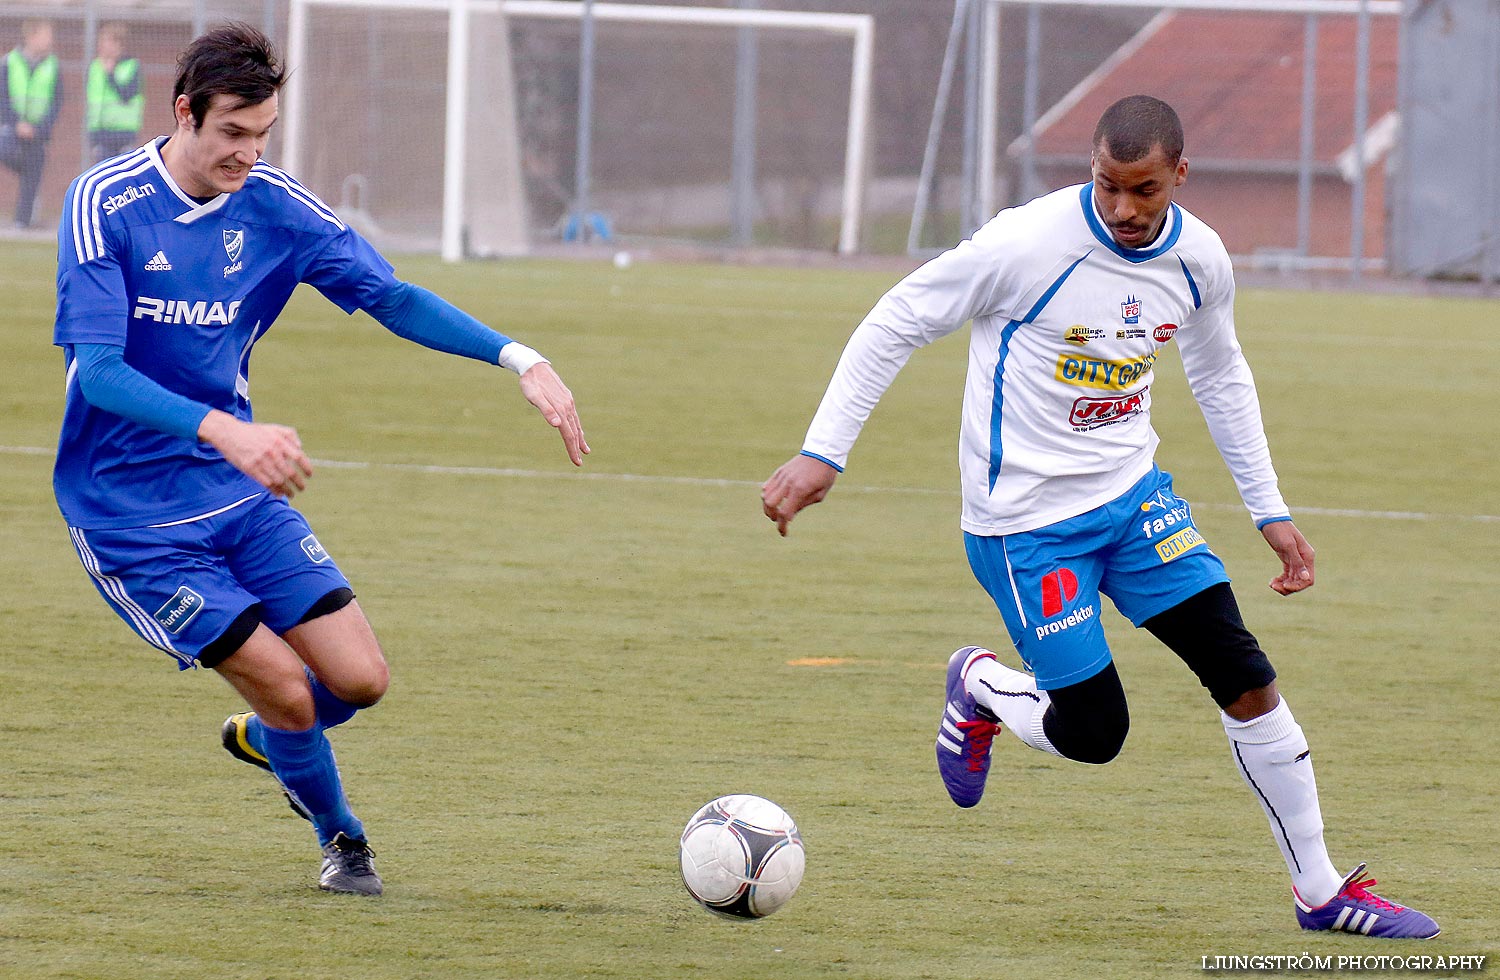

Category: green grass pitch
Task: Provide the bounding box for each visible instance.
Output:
[1,239,1496,978]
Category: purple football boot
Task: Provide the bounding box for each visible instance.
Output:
[935,646,1002,808]
[1295,864,1440,939]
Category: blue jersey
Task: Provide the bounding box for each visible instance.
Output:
[54,137,399,529]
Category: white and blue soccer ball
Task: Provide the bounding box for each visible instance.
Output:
[679,794,805,919]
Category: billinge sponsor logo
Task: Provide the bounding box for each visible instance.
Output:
[1065,325,1104,346]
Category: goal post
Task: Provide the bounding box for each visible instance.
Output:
[286,0,529,261]
[286,0,875,259]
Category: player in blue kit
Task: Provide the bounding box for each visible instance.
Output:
[763,96,1438,938]
[53,23,588,895]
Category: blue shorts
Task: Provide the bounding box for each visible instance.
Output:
[965,466,1229,690]
[67,493,351,670]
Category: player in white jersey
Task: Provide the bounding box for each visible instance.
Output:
[762,96,1437,938]
[53,24,588,896]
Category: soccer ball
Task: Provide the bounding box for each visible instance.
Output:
[679,795,805,919]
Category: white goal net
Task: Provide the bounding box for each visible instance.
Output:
[287,0,872,259]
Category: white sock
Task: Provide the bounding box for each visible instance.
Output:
[964,651,1062,757]
[1222,697,1344,905]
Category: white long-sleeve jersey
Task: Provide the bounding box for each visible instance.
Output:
[802,183,1289,537]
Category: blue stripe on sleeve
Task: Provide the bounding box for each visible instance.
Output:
[1178,257,1202,309]
[799,451,844,473]
[988,251,1093,492]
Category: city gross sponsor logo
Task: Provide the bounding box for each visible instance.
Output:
[1070,386,1147,430]
[1054,351,1157,390]
[1035,602,1096,641]
[1040,567,1078,618]
[132,296,243,325]
[153,585,205,635]
[102,182,156,214]
[1154,526,1207,563]
[1064,325,1104,346]
[1153,323,1179,343]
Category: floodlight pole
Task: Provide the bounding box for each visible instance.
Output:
[909,0,970,255]
[1349,0,1371,282]
[1295,14,1318,257]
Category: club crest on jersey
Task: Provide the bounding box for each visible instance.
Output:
[1120,294,1141,324]
[222,228,245,277]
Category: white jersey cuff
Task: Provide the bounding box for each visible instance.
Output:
[498,342,548,375]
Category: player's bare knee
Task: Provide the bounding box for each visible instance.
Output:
[1222,681,1280,722]
[344,664,389,708]
[259,681,318,731]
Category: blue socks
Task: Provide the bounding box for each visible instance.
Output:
[240,668,361,755]
[260,722,365,845]
[305,666,360,730]
[243,667,368,846]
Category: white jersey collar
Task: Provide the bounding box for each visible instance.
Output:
[1087,185,1177,251]
[147,136,231,224]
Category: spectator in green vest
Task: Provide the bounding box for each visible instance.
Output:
[87,22,144,163]
[0,19,62,228]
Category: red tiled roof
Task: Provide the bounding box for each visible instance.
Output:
[1025,10,1398,164]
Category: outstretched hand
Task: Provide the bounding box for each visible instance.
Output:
[761,454,840,536]
[519,362,590,466]
[198,410,313,499]
[1262,520,1315,595]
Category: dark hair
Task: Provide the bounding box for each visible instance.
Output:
[173,22,286,129]
[1092,95,1184,164]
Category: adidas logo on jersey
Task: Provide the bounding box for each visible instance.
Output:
[144,251,173,271]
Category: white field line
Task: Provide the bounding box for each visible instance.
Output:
[4,444,1495,524]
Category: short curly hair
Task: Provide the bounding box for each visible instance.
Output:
[1093,95,1183,164]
